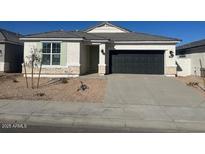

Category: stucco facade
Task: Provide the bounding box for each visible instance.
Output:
[189,52,205,76]
[23,41,81,77]
[177,43,205,76]
[21,22,180,77]
[176,57,191,76]
[0,44,5,71]
[23,41,178,77]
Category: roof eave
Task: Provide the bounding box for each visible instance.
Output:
[89,39,110,43]
[20,37,84,41]
[114,40,181,44]
[0,40,23,45]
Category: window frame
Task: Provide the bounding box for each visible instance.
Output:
[42,42,61,66]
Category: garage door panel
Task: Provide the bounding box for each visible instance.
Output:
[109,50,164,74]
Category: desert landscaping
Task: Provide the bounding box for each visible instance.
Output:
[0,74,107,103]
[177,76,205,96]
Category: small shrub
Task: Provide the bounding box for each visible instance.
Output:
[12,78,19,83]
[35,92,45,97]
[77,81,89,92]
[186,82,199,87]
[61,78,68,84]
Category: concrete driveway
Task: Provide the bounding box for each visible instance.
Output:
[1,74,205,132]
[105,74,204,106]
[102,74,205,132]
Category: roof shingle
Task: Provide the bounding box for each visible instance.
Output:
[177,39,205,50]
[89,32,180,41]
[23,30,180,42]
[0,28,23,45]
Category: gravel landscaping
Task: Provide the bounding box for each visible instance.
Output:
[0,73,107,103]
[177,76,205,96]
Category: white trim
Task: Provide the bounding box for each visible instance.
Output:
[90,43,101,45]
[41,64,81,68]
[41,65,68,68]
[165,74,176,77]
[114,41,180,44]
[24,74,79,78]
[40,41,62,43]
[42,42,61,66]
[98,64,106,66]
[90,40,109,43]
[20,38,84,41]
[67,64,81,67]
[85,22,130,33]
[164,50,166,75]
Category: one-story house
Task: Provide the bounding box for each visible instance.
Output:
[176,39,205,76]
[0,28,23,73]
[20,22,180,77]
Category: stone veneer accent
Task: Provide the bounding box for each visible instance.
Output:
[22,66,80,76]
[98,64,106,75]
[165,66,177,76]
[0,62,9,72]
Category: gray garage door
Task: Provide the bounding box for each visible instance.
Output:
[109,50,164,74]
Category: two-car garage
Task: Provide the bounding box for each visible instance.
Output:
[109,50,165,75]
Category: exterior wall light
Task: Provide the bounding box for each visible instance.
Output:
[169,51,174,58]
[101,49,105,55]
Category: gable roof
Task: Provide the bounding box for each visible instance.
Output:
[21,22,181,42]
[84,21,132,33]
[22,30,180,42]
[23,30,109,40]
[0,28,23,45]
[177,39,205,50]
[90,32,180,41]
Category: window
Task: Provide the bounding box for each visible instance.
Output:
[42,42,61,65]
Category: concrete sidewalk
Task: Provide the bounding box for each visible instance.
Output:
[1,99,205,132]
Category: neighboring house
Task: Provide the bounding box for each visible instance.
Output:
[0,28,23,73]
[177,39,205,76]
[20,22,180,77]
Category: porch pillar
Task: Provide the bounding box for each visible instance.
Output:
[164,49,177,77]
[98,43,106,75]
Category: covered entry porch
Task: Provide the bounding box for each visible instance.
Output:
[80,43,107,75]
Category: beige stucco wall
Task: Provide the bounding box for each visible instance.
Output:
[176,57,191,76]
[66,42,80,67]
[23,41,178,77]
[23,41,81,76]
[0,44,5,72]
[98,43,107,74]
[184,53,205,76]
[80,43,90,74]
[23,42,37,61]
[24,41,81,67]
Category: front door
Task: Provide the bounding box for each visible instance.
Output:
[89,46,99,73]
